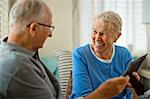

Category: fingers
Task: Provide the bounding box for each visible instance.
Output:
[124,75,130,82]
[132,72,140,81]
[110,76,130,90]
[99,76,130,98]
[126,82,132,88]
[113,76,130,94]
[123,76,131,88]
[114,76,130,85]
[120,76,130,89]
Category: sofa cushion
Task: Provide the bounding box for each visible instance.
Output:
[40,55,59,79]
[55,50,72,96]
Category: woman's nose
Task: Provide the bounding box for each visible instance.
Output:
[95,32,101,38]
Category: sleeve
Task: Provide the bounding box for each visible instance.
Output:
[124,48,133,70]
[72,48,93,98]
[7,66,55,99]
[125,89,132,99]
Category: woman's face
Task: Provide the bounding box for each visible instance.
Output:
[91,19,118,55]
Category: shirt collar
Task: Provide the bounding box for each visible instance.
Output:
[1,37,35,58]
[90,44,115,63]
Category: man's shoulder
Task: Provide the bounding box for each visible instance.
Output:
[0,49,32,75]
[0,50,28,64]
[0,51,26,96]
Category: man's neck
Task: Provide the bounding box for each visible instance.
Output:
[7,33,33,51]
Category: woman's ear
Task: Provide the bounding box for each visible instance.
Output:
[29,23,37,37]
[113,32,121,42]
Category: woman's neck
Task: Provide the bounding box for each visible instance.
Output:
[93,46,113,60]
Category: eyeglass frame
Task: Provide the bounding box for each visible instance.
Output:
[27,23,55,32]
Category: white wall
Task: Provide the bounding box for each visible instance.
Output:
[0,0,73,56]
[0,0,9,38]
[39,0,73,56]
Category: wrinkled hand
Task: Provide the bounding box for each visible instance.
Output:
[126,72,140,88]
[126,72,141,99]
[98,76,130,98]
[132,72,140,81]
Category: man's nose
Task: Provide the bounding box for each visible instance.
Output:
[48,32,52,37]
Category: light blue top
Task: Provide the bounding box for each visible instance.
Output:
[70,44,133,99]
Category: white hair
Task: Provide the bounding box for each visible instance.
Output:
[9,0,51,33]
[95,10,122,34]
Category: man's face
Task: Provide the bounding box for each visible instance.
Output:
[91,19,117,55]
[33,12,53,50]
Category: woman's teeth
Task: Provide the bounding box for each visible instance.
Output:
[95,41,103,46]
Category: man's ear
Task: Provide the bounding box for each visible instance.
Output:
[114,32,121,42]
[29,23,37,37]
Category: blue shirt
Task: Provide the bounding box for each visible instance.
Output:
[70,44,132,99]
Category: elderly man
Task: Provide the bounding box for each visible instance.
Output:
[0,0,130,99]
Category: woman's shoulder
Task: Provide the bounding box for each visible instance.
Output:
[74,44,90,53]
[115,45,130,53]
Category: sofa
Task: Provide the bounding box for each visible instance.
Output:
[40,50,72,97]
[40,50,150,98]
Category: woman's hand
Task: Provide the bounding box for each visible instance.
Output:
[126,72,140,88]
[126,72,141,99]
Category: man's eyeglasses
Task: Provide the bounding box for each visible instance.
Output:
[38,23,55,32]
[27,23,55,32]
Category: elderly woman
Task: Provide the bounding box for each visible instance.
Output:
[70,11,134,99]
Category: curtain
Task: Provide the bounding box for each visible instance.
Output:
[72,0,80,48]
[0,0,9,40]
[0,0,15,40]
[72,0,147,55]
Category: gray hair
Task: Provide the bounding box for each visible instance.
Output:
[95,11,122,34]
[9,0,51,33]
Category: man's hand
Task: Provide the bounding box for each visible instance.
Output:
[98,76,130,98]
[85,76,130,99]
